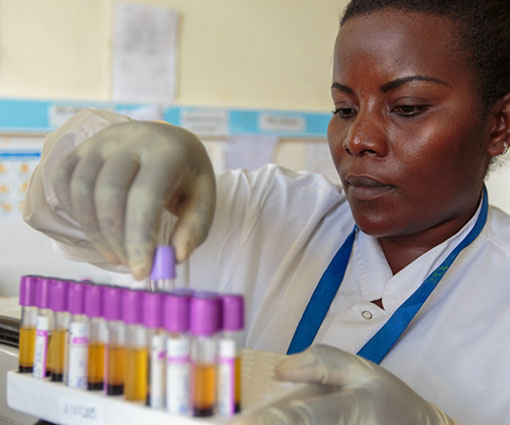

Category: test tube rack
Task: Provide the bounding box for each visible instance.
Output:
[7,348,316,425]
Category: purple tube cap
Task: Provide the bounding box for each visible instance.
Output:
[221,294,244,331]
[19,275,39,307]
[143,292,164,329]
[50,279,70,312]
[164,293,191,333]
[151,246,176,280]
[102,286,124,321]
[122,289,143,325]
[190,295,221,336]
[68,282,86,315]
[36,277,53,309]
[84,284,103,318]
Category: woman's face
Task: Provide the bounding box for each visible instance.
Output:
[328,10,495,237]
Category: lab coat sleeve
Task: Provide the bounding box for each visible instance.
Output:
[22,109,132,270]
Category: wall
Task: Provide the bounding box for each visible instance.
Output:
[0,0,344,110]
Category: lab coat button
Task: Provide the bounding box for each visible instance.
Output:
[361,310,373,320]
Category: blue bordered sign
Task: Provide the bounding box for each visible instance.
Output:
[0,98,330,137]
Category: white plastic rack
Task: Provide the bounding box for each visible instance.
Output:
[7,349,314,425]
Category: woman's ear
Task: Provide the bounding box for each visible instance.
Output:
[487,92,510,157]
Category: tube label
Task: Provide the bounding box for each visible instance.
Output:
[67,321,89,389]
[33,315,49,379]
[166,336,190,415]
[217,339,236,415]
[149,334,166,409]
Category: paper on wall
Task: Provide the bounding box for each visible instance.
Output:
[0,150,40,220]
[113,2,178,103]
[225,135,278,171]
[306,141,341,184]
[118,105,163,121]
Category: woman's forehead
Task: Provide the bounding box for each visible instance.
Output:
[333,10,467,83]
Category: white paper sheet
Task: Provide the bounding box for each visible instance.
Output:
[118,105,163,121]
[113,2,178,103]
[306,141,341,184]
[225,135,278,171]
[0,137,42,220]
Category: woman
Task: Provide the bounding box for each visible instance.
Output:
[24,0,510,423]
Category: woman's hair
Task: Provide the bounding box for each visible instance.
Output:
[341,0,510,110]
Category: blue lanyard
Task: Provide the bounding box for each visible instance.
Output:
[287,187,488,363]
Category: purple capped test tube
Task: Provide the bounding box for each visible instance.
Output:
[103,285,125,396]
[49,279,70,382]
[190,294,221,417]
[18,275,39,373]
[143,291,166,408]
[164,292,192,415]
[84,283,105,391]
[33,277,54,379]
[150,246,176,292]
[217,294,245,415]
[66,281,88,389]
[122,288,147,402]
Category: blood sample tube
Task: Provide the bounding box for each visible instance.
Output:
[164,292,191,415]
[103,286,125,396]
[150,246,176,292]
[49,279,70,382]
[123,289,147,402]
[84,284,106,390]
[144,291,166,408]
[217,294,244,415]
[66,281,88,389]
[190,294,221,417]
[18,275,38,373]
[33,277,54,379]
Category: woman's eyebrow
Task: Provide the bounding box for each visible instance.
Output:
[380,75,451,92]
[331,76,450,95]
[331,82,354,94]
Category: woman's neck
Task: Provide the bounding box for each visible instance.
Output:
[377,204,480,275]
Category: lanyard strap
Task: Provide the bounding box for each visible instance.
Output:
[287,187,488,363]
[287,226,356,355]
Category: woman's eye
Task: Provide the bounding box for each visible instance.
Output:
[332,108,356,119]
[392,104,429,117]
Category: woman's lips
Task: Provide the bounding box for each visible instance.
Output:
[346,176,395,201]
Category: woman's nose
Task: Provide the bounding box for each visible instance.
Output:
[343,112,388,157]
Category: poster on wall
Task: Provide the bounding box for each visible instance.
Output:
[0,149,40,220]
[113,2,178,103]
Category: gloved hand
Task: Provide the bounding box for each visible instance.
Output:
[236,344,458,425]
[51,120,216,279]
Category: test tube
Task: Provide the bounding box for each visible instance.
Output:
[150,245,176,292]
[190,294,221,417]
[33,277,54,379]
[143,292,166,408]
[49,279,70,382]
[18,275,38,373]
[103,286,125,396]
[164,292,191,415]
[123,289,147,402]
[84,284,106,390]
[217,294,244,415]
[66,281,88,389]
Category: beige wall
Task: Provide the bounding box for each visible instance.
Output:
[0,0,348,110]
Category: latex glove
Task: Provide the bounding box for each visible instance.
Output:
[236,344,459,425]
[51,120,216,279]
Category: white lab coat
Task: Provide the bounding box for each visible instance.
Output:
[23,110,510,425]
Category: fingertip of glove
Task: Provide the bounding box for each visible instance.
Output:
[131,261,151,281]
[172,229,197,263]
